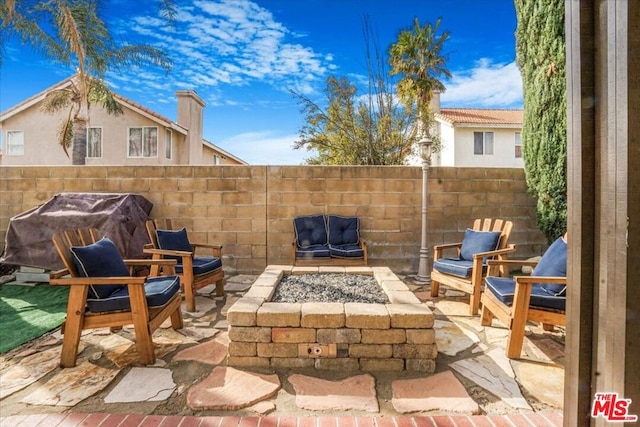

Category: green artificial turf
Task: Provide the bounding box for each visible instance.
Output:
[0,284,69,354]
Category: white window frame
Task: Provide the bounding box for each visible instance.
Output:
[165,129,172,159]
[213,155,221,165]
[515,132,522,158]
[6,130,25,155]
[87,127,103,158]
[473,131,494,155]
[127,126,158,158]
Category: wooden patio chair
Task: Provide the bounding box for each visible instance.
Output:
[430,218,515,315]
[144,219,224,312]
[50,228,183,368]
[480,234,567,358]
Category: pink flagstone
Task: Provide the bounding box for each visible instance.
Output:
[173,339,228,365]
[187,366,281,410]
[391,370,480,414]
[288,373,379,413]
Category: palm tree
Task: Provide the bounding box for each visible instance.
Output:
[1,0,173,164]
[388,17,451,141]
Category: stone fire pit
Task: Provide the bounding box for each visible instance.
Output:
[226,266,436,372]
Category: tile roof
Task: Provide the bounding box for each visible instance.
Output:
[435,108,523,126]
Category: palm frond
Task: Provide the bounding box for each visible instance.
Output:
[88,77,123,116]
[41,89,73,113]
[111,44,173,73]
[57,114,74,158]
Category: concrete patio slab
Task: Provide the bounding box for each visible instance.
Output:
[288,373,379,413]
[391,370,480,414]
[21,361,118,406]
[104,367,175,403]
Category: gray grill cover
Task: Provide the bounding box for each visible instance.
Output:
[0,193,153,271]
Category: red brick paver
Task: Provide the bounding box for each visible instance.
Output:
[0,413,564,427]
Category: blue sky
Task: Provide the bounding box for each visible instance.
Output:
[0,0,522,165]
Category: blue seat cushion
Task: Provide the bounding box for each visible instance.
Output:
[70,237,129,299]
[433,257,476,278]
[531,236,567,295]
[295,244,331,259]
[327,215,360,246]
[484,276,566,311]
[294,215,328,247]
[175,256,222,275]
[459,229,502,261]
[329,244,364,258]
[86,275,181,313]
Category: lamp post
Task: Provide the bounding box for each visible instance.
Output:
[416,135,433,283]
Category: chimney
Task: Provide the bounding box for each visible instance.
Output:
[176,90,206,164]
[430,90,441,114]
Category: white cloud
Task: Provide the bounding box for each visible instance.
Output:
[441,59,523,108]
[117,0,330,97]
[218,131,313,165]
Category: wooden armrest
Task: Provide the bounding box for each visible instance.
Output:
[124,259,177,267]
[433,242,463,250]
[50,268,70,279]
[515,275,567,285]
[486,259,539,267]
[50,276,147,286]
[143,248,193,257]
[471,244,517,259]
[191,243,223,257]
[191,243,223,250]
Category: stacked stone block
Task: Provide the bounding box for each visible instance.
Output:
[227,266,437,372]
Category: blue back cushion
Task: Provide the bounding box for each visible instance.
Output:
[70,237,129,299]
[459,229,502,261]
[532,236,567,295]
[293,215,327,248]
[156,228,192,252]
[327,215,360,245]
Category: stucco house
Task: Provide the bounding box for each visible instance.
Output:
[0,76,246,166]
[409,93,524,168]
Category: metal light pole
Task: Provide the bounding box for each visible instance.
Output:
[416,135,433,283]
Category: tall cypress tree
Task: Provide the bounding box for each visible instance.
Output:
[514,0,567,242]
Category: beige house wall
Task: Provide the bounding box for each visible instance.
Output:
[0,165,546,274]
[439,125,525,168]
[0,86,244,166]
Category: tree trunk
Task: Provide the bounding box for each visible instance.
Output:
[72,117,88,165]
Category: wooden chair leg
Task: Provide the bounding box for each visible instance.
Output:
[430,280,440,297]
[170,304,184,330]
[129,287,155,365]
[480,305,494,326]
[469,262,483,315]
[59,287,87,368]
[505,283,532,359]
[182,258,196,312]
[215,278,224,297]
[469,292,480,316]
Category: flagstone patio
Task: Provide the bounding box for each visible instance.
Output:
[0,271,565,423]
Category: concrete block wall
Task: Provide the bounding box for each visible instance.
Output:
[0,165,547,274]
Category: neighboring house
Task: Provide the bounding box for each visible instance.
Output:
[408,93,524,168]
[0,76,247,166]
